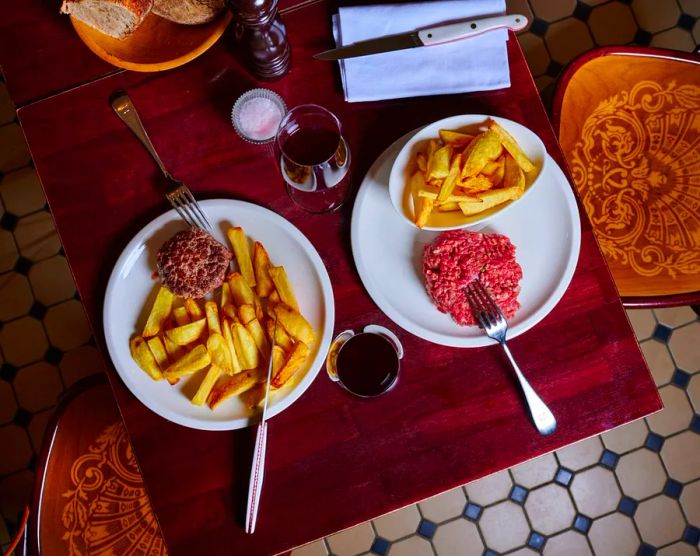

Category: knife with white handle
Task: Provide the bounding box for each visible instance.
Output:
[314,14,527,61]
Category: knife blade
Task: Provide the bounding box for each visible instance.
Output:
[245,318,277,535]
[314,14,527,61]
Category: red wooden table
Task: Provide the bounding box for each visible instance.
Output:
[16,1,661,553]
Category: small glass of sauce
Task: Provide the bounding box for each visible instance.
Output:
[326,325,404,397]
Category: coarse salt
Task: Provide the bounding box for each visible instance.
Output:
[238,97,284,141]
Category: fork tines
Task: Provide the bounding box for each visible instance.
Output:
[465,280,505,328]
[167,185,213,232]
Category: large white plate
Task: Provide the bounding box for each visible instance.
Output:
[352,132,581,348]
[104,200,335,430]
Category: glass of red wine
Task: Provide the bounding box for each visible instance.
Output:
[326,325,404,397]
[275,104,351,213]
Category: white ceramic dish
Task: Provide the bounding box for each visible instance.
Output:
[388,114,548,231]
[353,131,580,348]
[103,200,335,430]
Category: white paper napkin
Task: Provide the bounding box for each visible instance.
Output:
[333,0,509,103]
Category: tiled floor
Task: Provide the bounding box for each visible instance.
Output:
[1,0,700,554]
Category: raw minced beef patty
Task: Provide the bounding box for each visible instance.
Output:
[156,228,232,299]
[423,230,522,326]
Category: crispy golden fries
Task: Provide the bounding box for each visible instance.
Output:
[143,287,174,337]
[227,227,256,288]
[131,226,316,412]
[253,242,275,298]
[268,266,299,311]
[410,119,536,228]
[271,341,309,388]
[163,345,211,379]
[165,318,206,346]
[130,337,163,380]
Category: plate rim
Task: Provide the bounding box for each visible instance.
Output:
[70,11,232,72]
[103,199,335,430]
[352,130,581,348]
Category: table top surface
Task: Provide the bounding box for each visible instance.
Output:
[16,1,661,553]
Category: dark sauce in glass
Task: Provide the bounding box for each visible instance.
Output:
[336,333,399,397]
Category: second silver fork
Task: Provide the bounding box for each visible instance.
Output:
[110,90,213,232]
[465,280,557,436]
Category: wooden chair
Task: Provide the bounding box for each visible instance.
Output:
[17,374,168,555]
[551,46,700,308]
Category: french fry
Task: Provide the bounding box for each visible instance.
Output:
[163,344,211,379]
[487,119,535,172]
[271,345,286,377]
[146,336,168,369]
[426,144,452,181]
[192,364,223,406]
[205,301,221,336]
[165,318,206,345]
[221,283,232,308]
[461,130,503,179]
[253,242,274,298]
[232,322,259,370]
[184,298,204,320]
[458,186,522,215]
[436,154,462,202]
[228,272,255,307]
[268,290,280,304]
[415,197,434,228]
[271,303,315,345]
[247,318,270,358]
[161,336,182,384]
[265,318,293,351]
[419,190,482,203]
[439,129,474,145]
[503,154,526,192]
[437,202,460,212]
[242,383,266,410]
[271,341,310,388]
[458,175,497,193]
[130,336,163,380]
[238,304,256,325]
[268,266,299,311]
[208,370,259,409]
[221,319,243,374]
[416,152,427,173]
[143,287,174,337]
[227,227,256,288]
[222,304,239,323]
[173,306,190,327]
[207,333,232,375]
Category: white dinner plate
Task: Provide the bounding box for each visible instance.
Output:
[104,200,335,430]
[351,131,581,348]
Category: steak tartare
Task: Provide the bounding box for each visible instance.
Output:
[156,228,232,299]
[423,230,522,326]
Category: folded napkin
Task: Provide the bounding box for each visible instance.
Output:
[334,0,509,102]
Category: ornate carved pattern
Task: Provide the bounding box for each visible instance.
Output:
[570,80,700,278]
[61,422,168,556]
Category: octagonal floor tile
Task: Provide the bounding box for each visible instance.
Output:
[44,299,92,351]
[570,467,621,518]
[373,505,420,541]
[0,316,48,366]
[479,501,529,553]
[511,452,557,488]
[543,530,592,556]
[635,495,686,547]
[418,486,466,523]
[626,310,656,341]
[524,483,575,535]
[588,513,639,556]
[662,431,700,483]
[601,419,648,454]
[646,385,694,437]
[327,522,374,556]
[615,448,666,500]
[432,518,482,556]
[668,323,700,372]
[556,436,603,471]
[465,470,512,506]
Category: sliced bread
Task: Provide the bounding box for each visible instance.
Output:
[152,0,226,25]
[61,0,153,39]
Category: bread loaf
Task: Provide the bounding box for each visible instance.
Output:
[152,0,226,25]
[60,0,153,39]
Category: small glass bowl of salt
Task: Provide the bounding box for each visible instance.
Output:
[231,88,287,145]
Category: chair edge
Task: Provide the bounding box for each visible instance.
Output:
[550,45,700,140]
[24,373,109,556]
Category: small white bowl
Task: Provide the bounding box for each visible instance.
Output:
[388,114,548,231]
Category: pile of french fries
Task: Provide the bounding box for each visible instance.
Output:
[129,227,315,411]
[411,119,536,228]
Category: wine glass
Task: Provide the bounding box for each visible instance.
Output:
[275,104,351,213]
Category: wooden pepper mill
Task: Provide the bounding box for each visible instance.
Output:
[230,0,291,81]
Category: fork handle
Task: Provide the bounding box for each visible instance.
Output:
[500,343,557,436]
[110,91,172,180]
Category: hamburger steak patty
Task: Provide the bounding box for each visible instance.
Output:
[423,230,522,326]
[156,228,232,299]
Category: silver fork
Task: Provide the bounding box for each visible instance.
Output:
[465,280,557,436]
[110,91,213,232]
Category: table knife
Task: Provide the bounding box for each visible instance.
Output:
[244,319,277,535]
[314,14,527,61]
